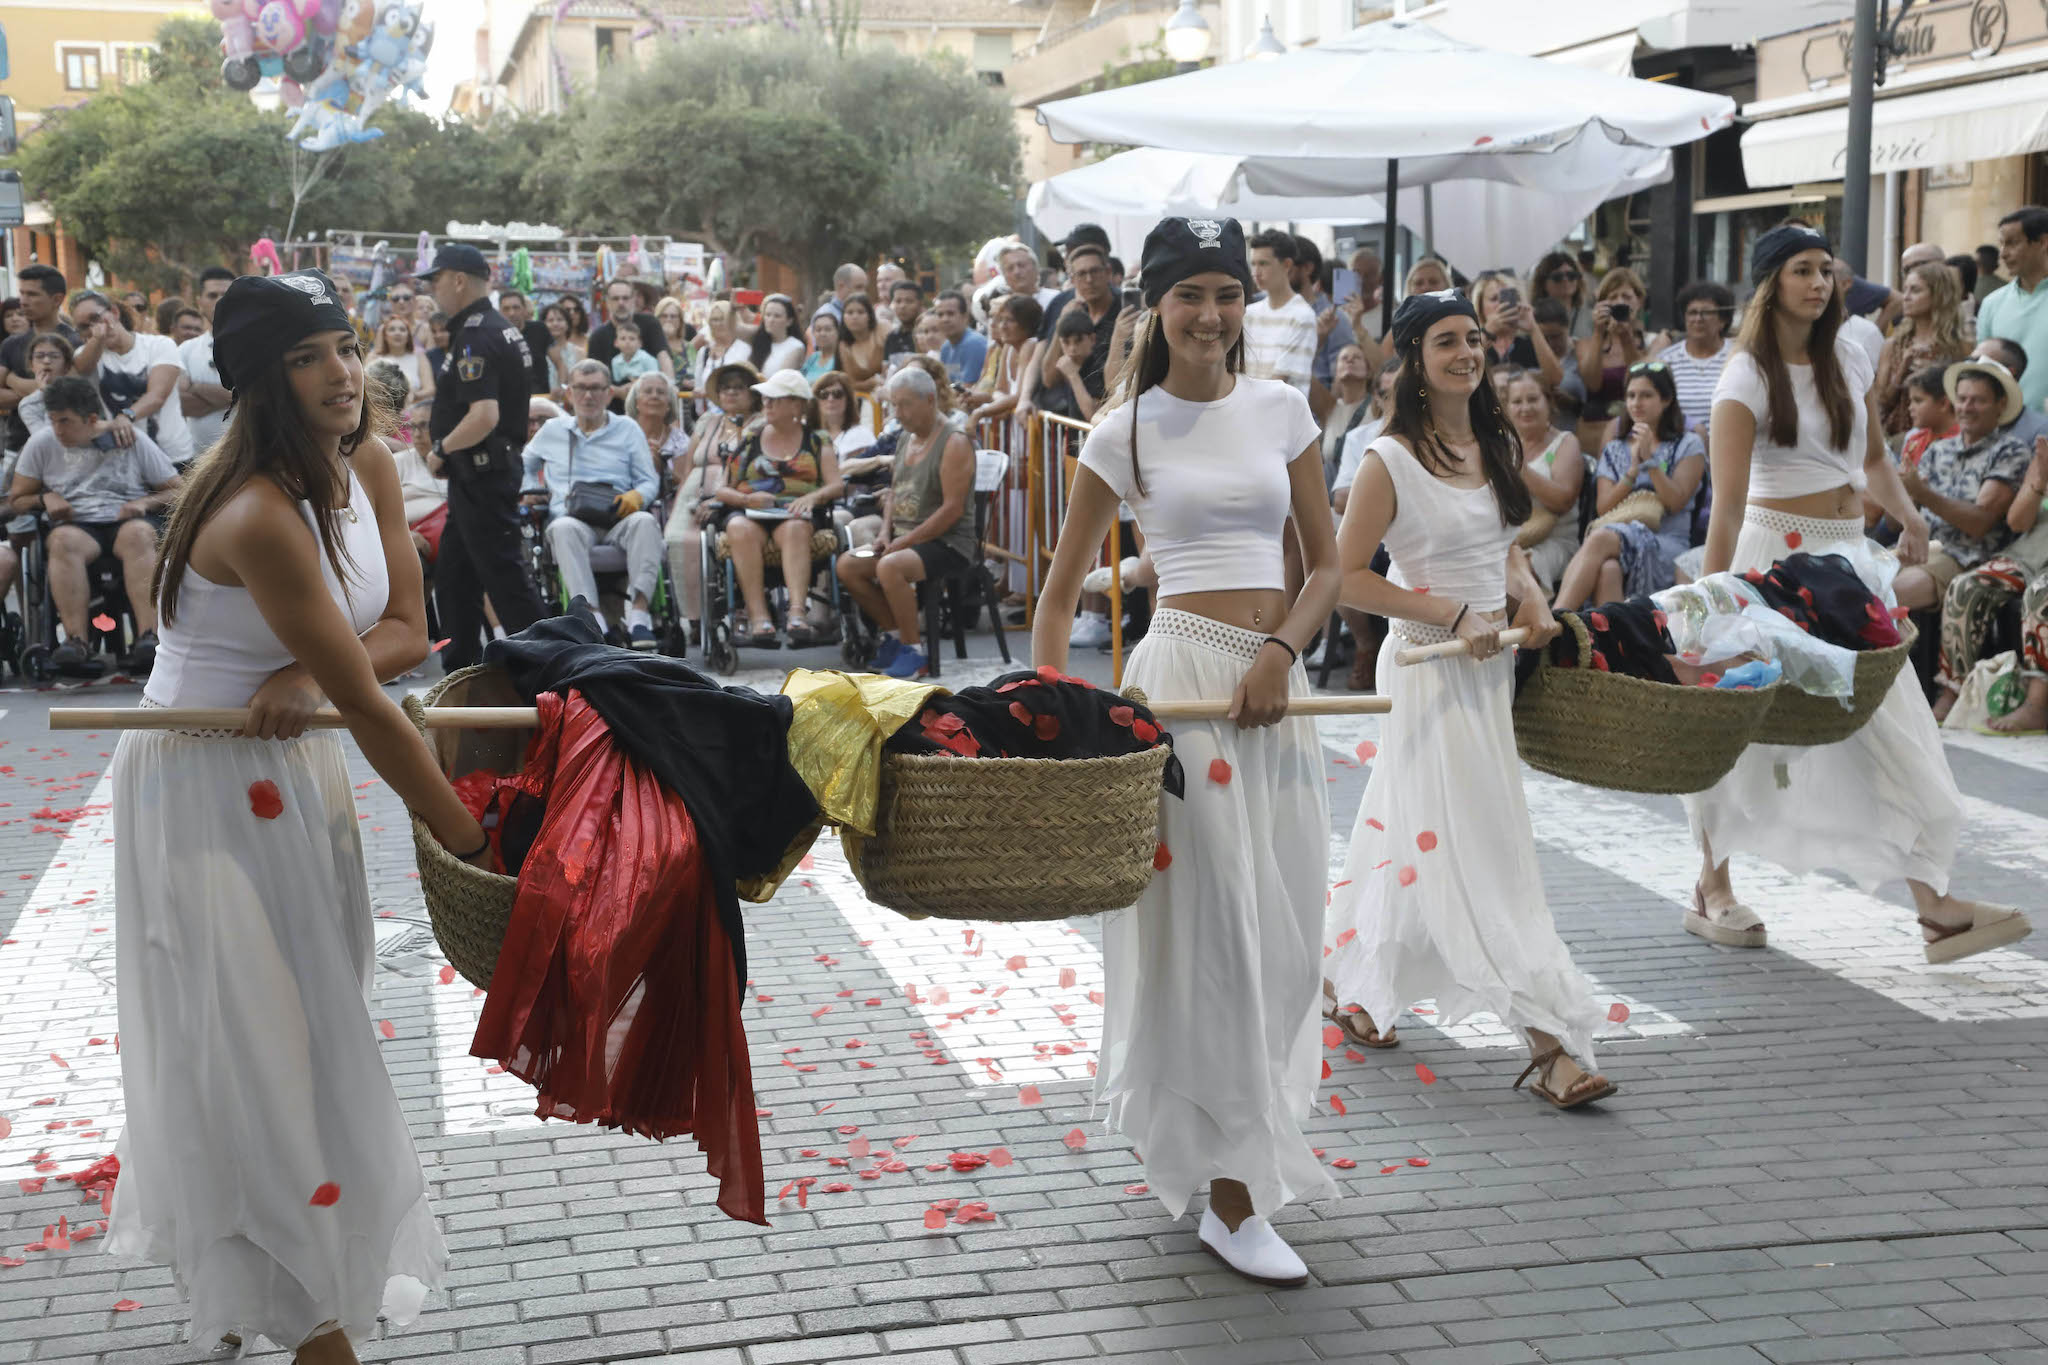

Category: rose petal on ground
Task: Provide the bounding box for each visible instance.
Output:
[376,1020,396,1040]
[437,965,457,986]
[847,1137,870,1158]
[1005,955,1027,973]
[1415,1063,1437,1084]
[1407,1157,1430,1166]
[1123,1183,1149,1195]
[0,1116,9,1139]
[248,780,283,820]
[922,1208,948,1229]
[989,1147,1013,1167]
[1356,740,1378,762]
[1322,1023,1342,1048]
[1062,1128,1087,1150]
[112,1298,141,1312]
[1057,967,1077,989]
[1381,1165,1402,1174]
[1331,1095,1347,1115]
[1017,1083,1041,1106]
[1332,1158,1357,1169]
[308,1182,341,1207]
[1608,1001,1631,1023]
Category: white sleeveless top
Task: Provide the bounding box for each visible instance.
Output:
[145,465,390,709]
[1370,435,1516,613]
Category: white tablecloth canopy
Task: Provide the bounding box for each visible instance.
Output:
[1036,19,1735,186]
[1026,147,1670,277]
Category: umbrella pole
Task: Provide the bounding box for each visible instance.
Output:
[1380,158,1400,338]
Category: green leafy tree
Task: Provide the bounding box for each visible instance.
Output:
[12,18,570,290]
[535,29,1019,296]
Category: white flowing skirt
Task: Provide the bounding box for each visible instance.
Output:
[1326,626,1605,1067]
[1680,510,1961,893]
[107,727,444,1352]
[1098,610,1336,1220]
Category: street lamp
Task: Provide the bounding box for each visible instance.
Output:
[1249,14,1286,60]
[1163,0,1212,72]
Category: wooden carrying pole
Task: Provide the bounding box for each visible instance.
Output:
[1393,627,1531,667]
[52,696,1394,732]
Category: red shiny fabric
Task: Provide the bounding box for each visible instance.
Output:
[470,691,766,1225]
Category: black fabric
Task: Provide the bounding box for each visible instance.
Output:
[1545,598,1679,684]
[519,319,555,394]
[1138,217,1253,308]
[1391,289,1478,353]
[1750,223,1830,281]
[1741,551,1901,650]
[906,539,970,579]
[428,296,533,475]
[211,270,355,392]
[890,665,1185,798]
[485,610,819,988]
[436,470,544,673]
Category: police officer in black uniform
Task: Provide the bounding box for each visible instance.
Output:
[422,243,545,671]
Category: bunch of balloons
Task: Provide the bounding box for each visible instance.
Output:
[216,0,434,152]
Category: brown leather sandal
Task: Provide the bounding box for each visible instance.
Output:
[1514,1046,1616,1110]
[1322,984,1398,1048]
[1920,907,2031,964]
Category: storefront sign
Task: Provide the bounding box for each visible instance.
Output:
[1757,0,2047,101]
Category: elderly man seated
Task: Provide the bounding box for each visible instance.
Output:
[522,359,662,647]
[1899,358,2032,627]
[834,365,977,679]
[6,375,181,673]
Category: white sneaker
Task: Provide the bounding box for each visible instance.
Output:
[1198,1207,1308,1287]
[1069,612,1111,648]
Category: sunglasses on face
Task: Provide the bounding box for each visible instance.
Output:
[390,294,414,304]
[1547,271,1580,284]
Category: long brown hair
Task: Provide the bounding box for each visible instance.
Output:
[154,346,379,625]
[1100,309,1247,498]
[1385,321,1530,526]
[1734,254,1852,451]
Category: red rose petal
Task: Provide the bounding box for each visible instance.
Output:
[308,1182,341,1207]
[1356,740,1378,762]
[91,614,116,633]
[1108,705,1135,727]
[1321,1059,1331,1079]
[0,1257,25,1269]
[848,1137,871,1158]
[1397,865,1418,887]
[1207,758,1232,785]
[1415,1063,1437,1085]
[1123,1183,1149,1195]
[1330,1095,1347,1116]
[989,1147,1013,1167]
[1365,818,1384,831]
[1007,701,1032,727]
[1589,610,1609,631]
[1416,831,1438,853]
[1033,714,1060,741]
[1005,955,1027,973]
[1322,1023,1343,1048]
[1062,1128,1088,1150]
[1017,1084,1041,1106]
[1381,1165,1402,1174]
[1332,1158,1357,1169]
[112,1298,141,1312]
[1131,718,1159,744]
[437,965,457,986]
[1608,1002,1631,1023]
[0,1116,9,1140]
[248,780,284,820]
[923,1208,948,1229]
[1407,1157,1430,1167]
[376,1020,396,1040]
[1784,531,1803,548]
[1152,841,1172,871]
[1058,967,1077,988]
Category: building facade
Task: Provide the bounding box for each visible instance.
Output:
[1743,0,2048,278]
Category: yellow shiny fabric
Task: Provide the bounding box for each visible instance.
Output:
[735,668,944,903]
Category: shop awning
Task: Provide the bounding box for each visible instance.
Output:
[1540,31,1639,78]
[1741,69,2048,187]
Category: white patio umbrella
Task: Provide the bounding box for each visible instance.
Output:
[1036,20,1735,328]
[1026,146,1670,279]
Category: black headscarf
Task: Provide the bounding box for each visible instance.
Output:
[1750,223,1831,281]
[1138,217,1253,308]
[211,270,357,392]
[1391,289,1478,352]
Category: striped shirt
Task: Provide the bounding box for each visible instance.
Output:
[1656,339,1732,434]
[1243,293,1319,395]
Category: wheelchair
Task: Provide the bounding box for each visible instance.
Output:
[699,504,858,677]
[10,516,153,683]
[523,499,689,657]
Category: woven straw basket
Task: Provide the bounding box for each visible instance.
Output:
[1512,613,1780,795]
[845,743,1171,921]
[404,666,526,989]
[1750,621,1916,747]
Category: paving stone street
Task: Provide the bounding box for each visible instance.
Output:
[3,631,2047,1365]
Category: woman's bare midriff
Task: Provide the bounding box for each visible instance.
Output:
[1157,589,1291,634]
[1750,484,1860,522]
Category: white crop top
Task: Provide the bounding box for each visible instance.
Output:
[145,465,391,709]
[1713,335,1873,499]
[1076,377,1320,599]
[1370,436,1517,613]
